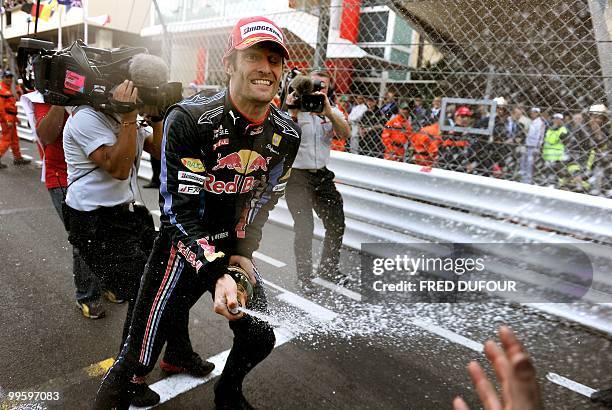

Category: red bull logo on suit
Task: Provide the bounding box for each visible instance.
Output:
[212,150,270,174]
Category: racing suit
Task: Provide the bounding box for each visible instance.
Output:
[97,90,300,406]
[0,82,23,160]
[382,113,412,161]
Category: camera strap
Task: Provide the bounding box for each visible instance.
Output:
[59,166,99,200]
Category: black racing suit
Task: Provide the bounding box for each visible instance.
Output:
[96,90,300,406]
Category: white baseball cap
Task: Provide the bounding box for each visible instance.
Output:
[589,104,607,115]
[493,96,507,106]
[553,113,564,120]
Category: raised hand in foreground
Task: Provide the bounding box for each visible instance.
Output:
[453,326,542,410]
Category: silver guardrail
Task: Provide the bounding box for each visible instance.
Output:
[17,103,612,335]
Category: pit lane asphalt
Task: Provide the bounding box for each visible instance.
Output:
[0,141,610,409]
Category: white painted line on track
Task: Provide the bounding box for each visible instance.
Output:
[312,277,362,301]
[149,210,161,217]
[546,373,596,397]
[0,206,53,215]
[265,279,338,322]
[253,251,286,268]
[276,292,338,322]
[410,318,483,353]
[133,328,295,409]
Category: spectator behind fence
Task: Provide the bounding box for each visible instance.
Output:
[506,106,527,179]
[409,105,472,169]
[425,96,443,125]
[411,95,427,131]
[348,95,367,153]
[442,106,474,173]
[0,70,31,168]
[469,100,513,178]
[508,106,526,143]
[358,96,386,158]
[561,104,610,196]
[331,94,350,152]
[517,105,532,133]
[409,120,442,167]
[380,91,398,119]
[520,107,546,184]
[382,101,412,161]
[487,100,519,178]
[540,113,568,187]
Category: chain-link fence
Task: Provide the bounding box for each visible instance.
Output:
[148,0,611,198]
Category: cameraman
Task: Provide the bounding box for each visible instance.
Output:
[22,90,108,319]
[64,54,201,406]
[285,69,350,289]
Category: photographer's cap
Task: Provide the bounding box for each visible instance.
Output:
[224,16,290,61]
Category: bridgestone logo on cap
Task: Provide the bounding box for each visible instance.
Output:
[240,22,283,42]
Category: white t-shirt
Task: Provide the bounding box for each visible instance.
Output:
[63,106,148,211]
[348,103,367,123]
[20,91,45,182]
[292,105,344,170]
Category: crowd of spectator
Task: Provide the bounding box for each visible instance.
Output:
[333,92,611,198]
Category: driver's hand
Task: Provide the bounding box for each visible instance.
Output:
[213,274,247,320]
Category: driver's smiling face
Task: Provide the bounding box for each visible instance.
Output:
[228,44,283,105]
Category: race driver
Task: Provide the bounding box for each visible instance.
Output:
[94,15,301,410]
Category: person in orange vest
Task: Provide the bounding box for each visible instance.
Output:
[0,70,31,168]
[410,115,444,167]
[440,105,472,172]
[412,106,473,170]
[381,101,412,161]
[331,94,349,152]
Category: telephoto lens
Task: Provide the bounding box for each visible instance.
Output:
[226,265,254,315]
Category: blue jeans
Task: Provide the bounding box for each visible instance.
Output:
[48,187,101,302]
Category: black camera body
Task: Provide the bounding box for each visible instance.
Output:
[281,68,325,113]
[17,38,182,114]
[299,81,325,113]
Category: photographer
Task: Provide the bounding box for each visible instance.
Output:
[95,16,301,410]
[64,53,200,406]
[285,68,350,290]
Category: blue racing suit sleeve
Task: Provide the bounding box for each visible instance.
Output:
[160,107,228,286]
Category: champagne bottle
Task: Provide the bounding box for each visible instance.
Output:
[226,265,254,315]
